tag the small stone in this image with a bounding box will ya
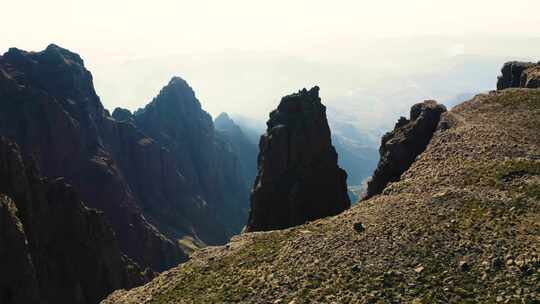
[353,222,365,233]
[506,259,514,266]
[414,265,424,273]
[459,260,470,271]
[492,257,503,269]
[496,296,503,302]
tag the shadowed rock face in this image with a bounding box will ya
[364,100,447,199]
[0,45,189,271]
[112,107,135,123]
[214,112,258,189]
[246,87,350,232]
[497,61,540,89]
[0,195,39,304]
[0,137,148,304]
[134,78,249,242]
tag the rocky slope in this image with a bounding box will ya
[0,137,149,304]
[103,86,540,303]
[364,100,447,199]
[246,87,350,232]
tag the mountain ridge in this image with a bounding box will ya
[103,78,540,303]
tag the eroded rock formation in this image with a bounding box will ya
[133,78,249,240]
[0,44,189,271]
[497,61,540,89]
[0,137,148,304]
[364,100,446,199]
[246,86,350,232]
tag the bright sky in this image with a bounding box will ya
[1,1,539,129]
[2,0,539,60]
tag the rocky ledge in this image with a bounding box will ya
[364,100,447,199]
[497,61,540,89]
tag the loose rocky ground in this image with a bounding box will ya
[104,88,540,304]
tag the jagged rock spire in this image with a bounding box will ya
[246,86,350,232]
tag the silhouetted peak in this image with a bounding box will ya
[112,107,134,123]
[214,112,234,128]
[277,86,321,114]
[144,76,200,112]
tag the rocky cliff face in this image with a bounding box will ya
[0,137,148,304]
[364,100,447,199]
[133,78,249,241]
[0,195,40,304]
[246,87,350,232]
[214,112,258,188]
[0,45,201,271]
[497,61,540,89]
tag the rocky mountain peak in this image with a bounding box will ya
[149,76,199,109]
[112,107,134,123]
[215,112,243,136]
[215,112,234,127]
[246,86,350,232]
[364,100,447,199]
[2,43,104,119]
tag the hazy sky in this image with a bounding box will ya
[2,1,539,131]
[3,0,539,59]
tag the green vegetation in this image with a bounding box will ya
[491,89,540,110]
[152,231,295,304]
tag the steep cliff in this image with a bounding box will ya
[246,87,350,232]
[364,100,447,199]
[0,137,148,304]
[133,78,249,241]
[103,86,540,304]
[497,61,540,89]
[0,44,193,271]
[0,195,40,304]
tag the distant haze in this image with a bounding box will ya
[2,1,539,134]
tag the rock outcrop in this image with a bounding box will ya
[246,87,350,232]
[133,78,249,240]
[364,100,446,199]
[497,61,540,89]
[214,112,258,188]
[0,137,148,304]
